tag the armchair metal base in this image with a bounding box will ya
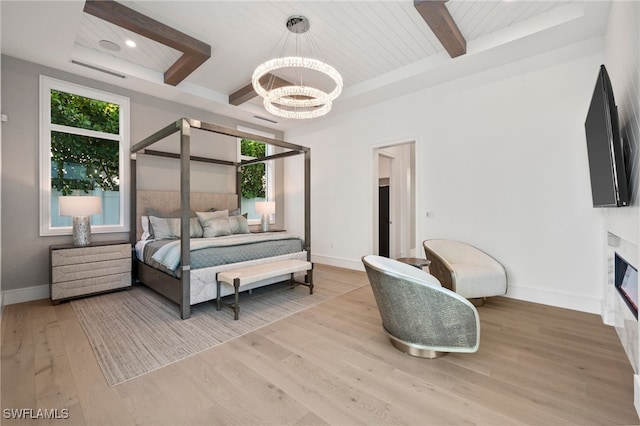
[387,333,448,359]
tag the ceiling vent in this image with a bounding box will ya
[253,115,278,124]
[70,60,126,78]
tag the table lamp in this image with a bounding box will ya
[59,196,102,246]
[255,201,275,232]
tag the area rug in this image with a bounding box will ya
[71,278,365,387]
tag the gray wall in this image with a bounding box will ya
[1,55,284,294]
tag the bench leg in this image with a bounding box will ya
[216,279,221,311]
[233,278,240,320]
[308,268,314,295]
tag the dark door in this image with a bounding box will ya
[379,185,390,257]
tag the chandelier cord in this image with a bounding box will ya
[262,29,290,93]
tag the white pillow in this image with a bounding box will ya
[141,215,151,240]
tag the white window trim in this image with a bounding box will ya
[237,126,275,225]
[39,75,130,236]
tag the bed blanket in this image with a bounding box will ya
[151,233,303,271]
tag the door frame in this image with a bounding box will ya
[377,151,395,257]
[372,139,418,258]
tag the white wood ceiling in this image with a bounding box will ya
[76,0,575,94]
[76,14,182,73]
[3,0,603,129]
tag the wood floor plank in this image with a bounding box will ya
[30,300,85,425]
[56,303,134,426]
[1,264,638,425]
[224,337,372,425]
[281,351,427,425]
[1,302,38,426]
[115,367,193,426]
[169,351,279,425]
[271,317,523,425]
[202,347,311,424]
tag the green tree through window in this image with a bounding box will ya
[40,76,129,236]
[50,90,120,195]
[240,139,266,199]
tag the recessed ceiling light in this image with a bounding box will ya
[125,39,137,48]
[99,39,121,52]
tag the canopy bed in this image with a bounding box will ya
[130,118,311,319]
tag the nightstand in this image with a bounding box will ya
[50,240,132,303]
[250,229,286,233]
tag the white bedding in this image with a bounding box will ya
[135,234,308,305]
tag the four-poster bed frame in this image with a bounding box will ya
[130,118,311,319]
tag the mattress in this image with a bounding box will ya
[138,232,305,277]
[135,233,308,305]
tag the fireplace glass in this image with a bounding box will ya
[615,253,638,319]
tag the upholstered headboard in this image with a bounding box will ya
[135,190,239,241]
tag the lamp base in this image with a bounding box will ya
[72,216,92,246]
[260,214,270,232]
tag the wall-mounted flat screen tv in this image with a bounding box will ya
[584,65,629,207]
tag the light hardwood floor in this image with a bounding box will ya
[2,264,638,425]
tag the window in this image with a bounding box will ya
[237,127,274,223]
[40,76,130,236]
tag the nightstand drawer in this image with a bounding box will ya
[50,241,132,303]
[51,243,130,266]
[51,272,131,300]
[52,258,131,283]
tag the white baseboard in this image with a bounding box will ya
[3,284,50,305]
[635,375,640,419]
[311,254,364,271]
[0,269,602,315]
[313,254,602,314]
[506,284,601,314]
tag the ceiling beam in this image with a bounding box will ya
[229,74,294,106]
[83,0,211,86]
[414,0,466,58]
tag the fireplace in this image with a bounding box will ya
[615,253,638,319]
[605,233,638,374]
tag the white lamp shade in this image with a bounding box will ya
[59,196,102,217]
[255,201,275,215]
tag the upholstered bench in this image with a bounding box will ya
[216,259,313,320]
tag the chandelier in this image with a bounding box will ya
[252,16,343,120]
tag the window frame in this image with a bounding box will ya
[237,126,275,225]
[39,76,130,236]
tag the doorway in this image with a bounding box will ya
[374,142,416,259]
[378,180,390,257]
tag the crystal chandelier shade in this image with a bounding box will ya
[251,16,343,120]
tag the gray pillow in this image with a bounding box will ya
[196,210,231,237]
[146,208,197,218]
[148,216,203,240]
[229,215,250,234]
[146,208,200,239]
[210,207,242,216]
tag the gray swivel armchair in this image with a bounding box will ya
[362,255,480,358]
